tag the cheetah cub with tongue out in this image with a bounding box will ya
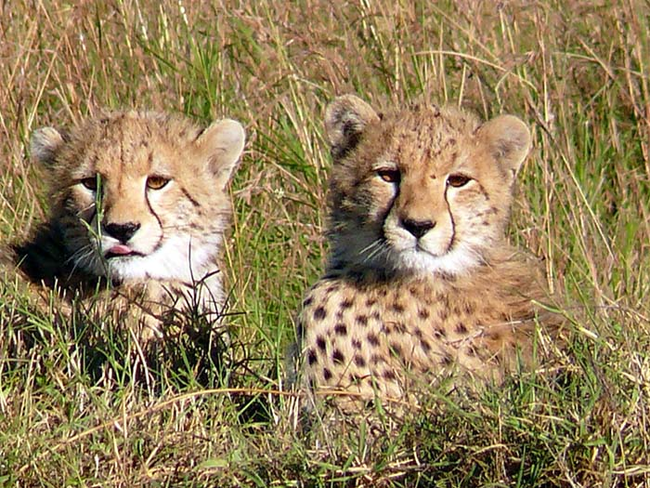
[11,110,245,341]
[298,95,561,404]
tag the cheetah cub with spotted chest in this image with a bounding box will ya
[298,95,561,404]
[10,110,245,340]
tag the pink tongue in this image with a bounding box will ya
[108,244,133,255]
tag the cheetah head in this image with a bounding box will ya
[31,111,245,283]
[324,94,531,277]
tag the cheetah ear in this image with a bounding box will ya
[30,127,66,167]
[196,119,246,187]
[325,95,380,160]
[478,115,531,179]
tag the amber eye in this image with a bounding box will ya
[146,175,171,190]
[446,174,472,188]
[81,176,99,190]
[377,168,400,183]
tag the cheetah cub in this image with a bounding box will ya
[298,95,560,404]
[11,110,245,340]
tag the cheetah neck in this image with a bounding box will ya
[325,243,550,305]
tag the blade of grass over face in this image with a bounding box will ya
[0,0,648,486]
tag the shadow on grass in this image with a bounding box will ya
[0,287,258,396]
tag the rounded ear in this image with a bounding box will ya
[477,115,531,178]
[31,127,65,166]
[325,94,380,160]
[195,119,246,186]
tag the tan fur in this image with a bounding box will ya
[297,95,562,405]
[8,110,245,341]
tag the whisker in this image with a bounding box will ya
[65,243,101,276]
[64,243,93,266]
[358,239,382,256]
[360,239,387,264]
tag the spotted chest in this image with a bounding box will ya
[297,275,526,400]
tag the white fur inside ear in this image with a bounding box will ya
[196,119,246,183]
[31,127,65,166]
[325,94,380,158]
[479,115,531,176]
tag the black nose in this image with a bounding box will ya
[401,218,435,239]
[103,222,141,243]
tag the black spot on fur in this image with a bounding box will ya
[456,323,468,334]
[352,339,362,349]
[383,370,397,380]
[313,307,327,321]
[302,296,313,307]
[340,298,354,309]
[418,309,430,320]
[323,368,333,380]
[367,333,380,347]
[420,340,431,353]
[307,349,317,365]
[391,302,405,313]
[354,355,366,367]
[332,349,345,364]
[334,323,348,336]
[355,314,368,326]
[325,284,340,294]
[316,336,326,351]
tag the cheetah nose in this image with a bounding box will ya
[103,222,141,243]
[401,218,435,239]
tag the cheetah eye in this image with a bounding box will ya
[81,176,99,191]
[377,168,400,183]
[446,173,472,188]
[146,175,171,190]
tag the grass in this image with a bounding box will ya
[1,0,649,486]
